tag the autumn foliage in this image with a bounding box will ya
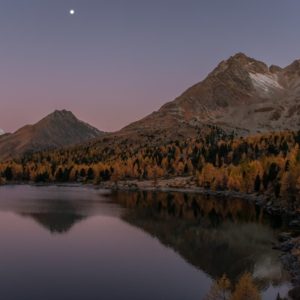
[1,129,300,208]
[205,273,261,300]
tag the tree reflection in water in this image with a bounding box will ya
[110,191,290,291]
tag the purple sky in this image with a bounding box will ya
[1,0,299,133]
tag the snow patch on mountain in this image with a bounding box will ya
[250,73,283,94]
[0,129,5,135]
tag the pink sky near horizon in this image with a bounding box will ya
[1,65,205,133]
[1,0,300,133]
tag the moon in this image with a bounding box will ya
[69,9,75,15]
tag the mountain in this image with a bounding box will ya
[121,53,300,136]
[0,110,103,161]
[0,129,4,136]
[54,53,300,157]
[2,53,300,161]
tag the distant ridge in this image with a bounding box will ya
[0,110,104,161]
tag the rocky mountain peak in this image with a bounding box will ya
[45,110,76,121]
[0,110,104,161]
[227,52,266,69]
[269,65,283,74]
[121,53,300,137]
[210,53,269,78]
[284,60,300,77]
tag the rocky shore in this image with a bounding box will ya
[99,176,266,202]
[99,177,295,220]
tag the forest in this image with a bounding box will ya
[1,128,300,209]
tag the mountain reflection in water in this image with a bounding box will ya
[110,191,290,289]
[0,185,120,233]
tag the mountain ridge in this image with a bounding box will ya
[0,110,104,161]
[120,53,300,137]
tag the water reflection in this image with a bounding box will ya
[110,191,290,290]
[21,212,86,233]
[0,186,214,300]
[0,186,290,299]
[0,185,121,233]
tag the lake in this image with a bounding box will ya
[0,185,291,299]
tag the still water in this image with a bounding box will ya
[0,185,291,300]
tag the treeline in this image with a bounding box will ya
[1,129,300,208]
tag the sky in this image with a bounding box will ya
[0,0,300,133]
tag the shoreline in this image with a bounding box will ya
[0,176,293,215]
[0,177,296,218]
[0,178,269,209]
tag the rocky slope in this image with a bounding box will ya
[0,110,103,161]
[122,53,300,136]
